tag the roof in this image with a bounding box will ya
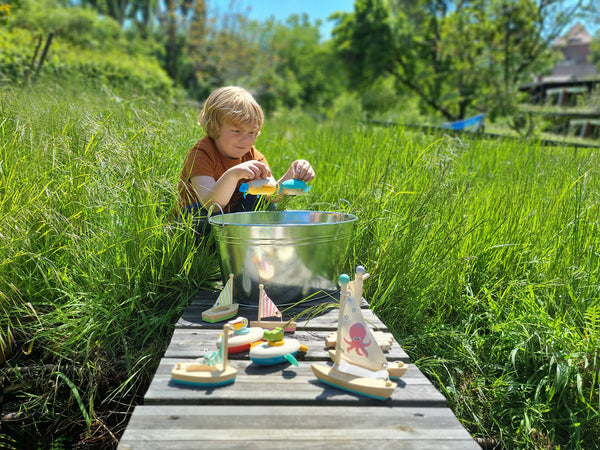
[553,22,592,47]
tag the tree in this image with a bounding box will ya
[331,0,587,120]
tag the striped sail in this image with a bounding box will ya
[260,289,281,319]
[215,277,232,307]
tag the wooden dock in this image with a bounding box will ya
[118,291,480,449]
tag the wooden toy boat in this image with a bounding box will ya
[216,317,264,353]
[249,284,296,332]
[324,266,407,380]
[239,178,311,198]
[239,177,278,197]
[249,327,307,366]
[202,273,239,323]
[311,270,398,400]
[278,179,312,196]
[171,323,237,387]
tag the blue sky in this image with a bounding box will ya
[211,1,597,39]
[213,0,356,39]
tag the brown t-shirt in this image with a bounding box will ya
[178,135,268,213]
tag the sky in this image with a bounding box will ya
[212,1,598,39]
[214,0,356,39]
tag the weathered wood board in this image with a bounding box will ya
[163,329,410,361]
[144,358,445,407]
[118,405,481,450]
[118,288,479,449]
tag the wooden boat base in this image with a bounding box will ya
[311,363,397,400]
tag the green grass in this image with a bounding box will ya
[1,83,599,448]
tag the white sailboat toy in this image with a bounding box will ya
[311,270,402,400]
[326,266,407,380]
[202,273,239,323]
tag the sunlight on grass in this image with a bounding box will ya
[1,82,599,448]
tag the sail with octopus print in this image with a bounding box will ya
[326,266,407,380]
[311,274,397,400]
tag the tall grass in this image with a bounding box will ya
[0,83,219,446]
[263,116,600,448]
[1,84,599,448]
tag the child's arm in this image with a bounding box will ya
[191,160,271,210]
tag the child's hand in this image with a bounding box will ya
[290,160,315,182]
[230,160,271,181]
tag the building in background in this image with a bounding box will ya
[546,22,597,82]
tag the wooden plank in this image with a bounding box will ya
[118,405,480,450]
[163,329,410,362]
[143,359,446,407]
[177,297,388,331]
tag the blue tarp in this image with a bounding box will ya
[441,114,485,131]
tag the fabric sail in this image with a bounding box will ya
[215,277,232,307]
[260,289,282,319]
[337,292,387,373]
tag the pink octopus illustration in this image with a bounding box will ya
[344,323,372,357]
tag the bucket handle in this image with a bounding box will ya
[208,203,225,228]
[334,198,354,214]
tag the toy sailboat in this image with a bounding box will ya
[202,273,239,323]
[171,323,237,387]
[326,266,407,380]
[216,317,264,354]
[311,274,397,400]
[250,284,296,332]
[249,327,308,366]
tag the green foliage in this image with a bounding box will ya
[262,115,600,449]
[0,0,172,94]
[0,83,218,445]
[332,0,573,121]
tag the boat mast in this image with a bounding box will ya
[335,274,350,366]
[228,273,234,303]
[258,283,264,320]
[353,265,369,303]
[222,323,231,369]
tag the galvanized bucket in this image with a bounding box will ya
[209,210,357,306]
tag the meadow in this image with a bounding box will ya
[1,83,599,449]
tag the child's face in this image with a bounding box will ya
[215,121,258,159]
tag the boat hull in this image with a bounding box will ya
[216,327,264,353]
[171,362,237,387]
[249,339,304,365]
[311,364,396,400]
[327,349,408,379]
[201,304,239,323]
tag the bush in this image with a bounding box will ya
[0,0,172,95]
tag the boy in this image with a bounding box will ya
[178,86,314,232]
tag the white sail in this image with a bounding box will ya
[214,276,233,308]
[347,266,369,302]
[337,291,387,373]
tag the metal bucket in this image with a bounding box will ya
[209,210,357,306]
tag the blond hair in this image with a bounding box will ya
[198,86,264,139]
